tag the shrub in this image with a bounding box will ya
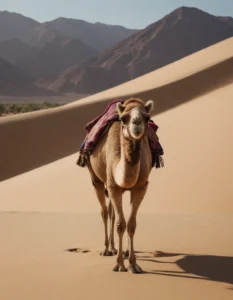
[0,104,5,115]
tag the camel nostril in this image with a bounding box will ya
[132,117,142,125]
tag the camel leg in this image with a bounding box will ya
[127,184,148,273]
[124,237,130,258]
[108,186,127,272]
[108,201,117,255]
[92,179,112,256]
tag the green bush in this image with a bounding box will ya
[0,104,5,115]
[0,102,62,116]
[8,104,17,113]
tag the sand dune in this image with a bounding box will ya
[0,38,233,299]
[0,38,233,182]
[1,83,233,214]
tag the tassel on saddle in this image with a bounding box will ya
[76,154,88,167]
[155,156,164,168]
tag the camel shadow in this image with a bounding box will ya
[139,252,233,286]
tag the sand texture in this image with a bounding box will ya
[0,38,233,299]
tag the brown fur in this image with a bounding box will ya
[123,138,141,165]
[87,98,153,273]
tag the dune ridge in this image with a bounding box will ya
[0,38,233,182]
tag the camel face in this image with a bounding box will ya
[127,108,148,140]
[117,100,153,141]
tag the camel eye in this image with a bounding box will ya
[120,114,129,124]
[120,116,127,123]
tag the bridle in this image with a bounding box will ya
[119,108,150,141]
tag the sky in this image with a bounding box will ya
[0,0,233,29]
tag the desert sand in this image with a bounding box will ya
[0,38,233,299]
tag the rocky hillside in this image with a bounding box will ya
[15,36,98,79]
[39,7,233,94]
[0,57,55,96]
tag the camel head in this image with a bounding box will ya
[117,98,154,140]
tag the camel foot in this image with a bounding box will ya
[124,250,129,258]
[100,249,113,256]
[128,264,143,274]
[113,264,127,272]
[110,248,118,255]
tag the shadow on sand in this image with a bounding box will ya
[138,251,233,287]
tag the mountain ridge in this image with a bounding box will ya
[38,6,233,94]
[0,10,138,50]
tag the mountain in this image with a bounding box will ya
[28,23,60,48]
[0,11,39,43]
[0,57,54,96]
[0,10,137,96]
[0,10,138,51]
[30,18,138,50]
[0,38,30,63]
[15,36,98,79]
[219,16,233,28]
[39,7,233,94]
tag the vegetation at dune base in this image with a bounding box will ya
[0,102,62,117]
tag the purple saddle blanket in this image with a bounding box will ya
[77,99,164,168]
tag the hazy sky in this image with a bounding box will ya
[0,0,233,28]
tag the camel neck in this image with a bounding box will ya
[114,131,141,189]
[123,137,141,165]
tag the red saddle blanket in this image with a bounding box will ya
[77,99,164,168]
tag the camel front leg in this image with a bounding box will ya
[127,183,148,273]
[124,236,130,258]
[91,179,112,256]
[107,186,127,272]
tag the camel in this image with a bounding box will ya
[86,98,154,273]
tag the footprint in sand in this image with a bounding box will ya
[66,248,90,253]
[66,248,156,257]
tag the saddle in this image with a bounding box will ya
[77,99,164,168]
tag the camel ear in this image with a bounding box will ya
[145,100,154,114]
[116,102,125,115]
